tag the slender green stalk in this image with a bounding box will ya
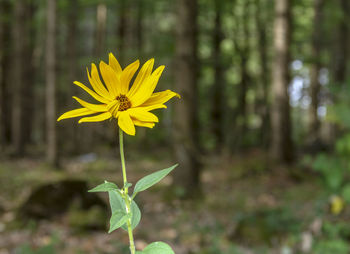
[119,129,136,254]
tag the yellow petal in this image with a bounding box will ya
[129,65,165,107]
[57,108,95,121]
[106,100,120,117]
[72,96,107,112]
[142,90,180,107]
[120,60,140,94]
[79,112,112,123]
[74,81,110,104]
[100,61,120,97]
[87,64,112,99]
[127,108,159,122]
[118,111,135,136]
[140,104,167,111]
[109,53,122,75]
[128,58,154,98]
[132,119,155,128]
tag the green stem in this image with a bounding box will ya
[119,129,136,254]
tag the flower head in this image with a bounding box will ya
[57,53,180,135]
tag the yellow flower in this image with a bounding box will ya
[57,53,180,136]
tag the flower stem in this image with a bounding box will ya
[119,129,136,254]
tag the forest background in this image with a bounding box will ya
[1,0,350,253]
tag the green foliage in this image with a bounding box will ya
[312,153,343,191]
[313,239,349,254]
[67,205,106,230]
[15,244,56,254]
[136,242,174,254]
[109,210,129,233]
[88,181,119,192]
[133,164,178,196]
[15,235,58,254]
[311,86,350,197]
[312,222,350,254]
[108,190,141,231]
[341,184,350,203]
[89,161,176,252]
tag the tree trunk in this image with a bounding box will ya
[95,2,107,57]
[232,0,250,148]
[22,1,36,147]
[270,0,294,163]
[308,0,324,142]
[333,0,349,85]
[255,0,270,147]
[211,0,224,150]
[46,0,58,166]
[66,0,79,154]
[0,0,12,149]
[118,0,127,65]
[136,0,143,55]
[173,0,201,197]
[12,0,29,155]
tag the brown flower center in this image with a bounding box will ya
[116,94,131,111]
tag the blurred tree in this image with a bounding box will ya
[12,0,35,156]
[270,0,294,163]
[255,0,271,147]
[0,0,12,149]
[66,0,79,153]
[95,1,107,57]
[211,0,225,150]
[232,0,251,147]
[117,0,127,64]
[46,0,58,166]
[308,0,324,143]
[332,0,349,86]
[135,0,144,55]
[173,0,201,196]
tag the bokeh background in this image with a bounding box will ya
[1,0,350,253]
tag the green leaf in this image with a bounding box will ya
[108,210,129,233]
[128,199,141,230]
[133,164,178,196]
[108,190,141,231]
[124,182,132,189]
[140,242,175,254]
[88,181,118,192]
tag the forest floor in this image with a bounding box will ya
[0,149,349,254]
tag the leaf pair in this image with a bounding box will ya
[88,164,178,234]
[108,190,141,232]
[89,164,178,198]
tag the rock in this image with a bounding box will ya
[18,179,107,220]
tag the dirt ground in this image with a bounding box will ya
[0,150,341,254]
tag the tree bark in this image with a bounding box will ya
[95,2,107,57]
[308,0,324,142]
[66,0,79,154]
[0,0,12,149]
[46,0,58,166]
[333,0,349,85]
[211,0,224,150]
[12,0,30,155]
[173,0,201,197]
[255,0,270,147]
[22,1,36,147]
[118,0,127,65]
[136,0,144,55]
[270,0,294,163]
[232,0,250,148]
